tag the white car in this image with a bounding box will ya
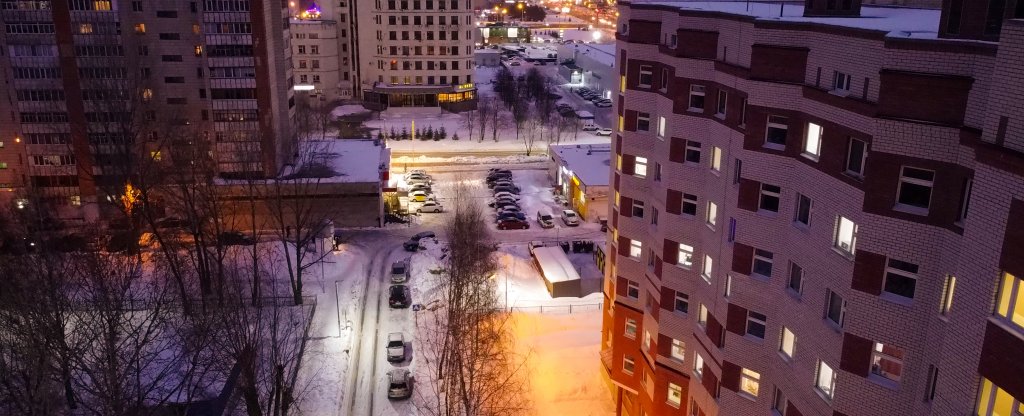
[561,209,580,226]
[390,261,409,283]
[581,123,598,131]
[594,101,613,108]
[407,169,427,176]
[386,332,406,362]
[537,210,555,228]
[406,176,431,185]
[595,127,613,136]
[418,200,444,213]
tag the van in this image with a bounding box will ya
[581,122,598,131]
[537,210,555,228]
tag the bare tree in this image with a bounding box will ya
[488,98,503,143]
[415,184,530,416]
[510,93,531,150]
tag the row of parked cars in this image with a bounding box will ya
[486,169,531,230]
[576,87,613,108]
[386,251,416,400]
[405,170,444,213]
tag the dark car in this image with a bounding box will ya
[412,231,436,240]
[389,285,410,308]
[488,180,515,189]
[497,218,530,230]
[492,185,520,194]
[496,212,527,223]
[492,200,519,210]
[403,239,420,252]
[486,173,513,183]
[218,231,255,246]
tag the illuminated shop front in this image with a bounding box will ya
[363,83,478,112]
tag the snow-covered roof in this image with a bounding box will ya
[571,43,616,67]
[551,143,611,187]
[290,139,387,183]
[532,246,582,283]
[633,1,942,39]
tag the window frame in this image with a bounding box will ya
[624,318,638,339]
[845,137,868,178]
[833,216,858,256]
[631,199,645,218]
[670,339,686,361]
[629,239,643,260]
[693,353,705,379]
[740,368,761,398]
[832,70,851,94]
[825,289,846,328]
[627,280,640,299]
[667,383,683,408]
[896,166,935,214]
[815,361,837,401]
[637,112,651,132]
[794,193,812,228]
[623,356,636,375]
[752,249,774,279]
[697,304,708,327]
[638,64,653,88]
[803,122,823,159]
[883,259,919,301]
[688,85,706,110]
[759,183,782,213]
[706,201,718,228]
[678,243,694,268]
[682,193,698,216]
[711,146,722,172]
[870,342,905,384]
[765,115,789,149]
[716,90,727,116]
[657,116,666,138]
[787,262,804,295]
[939,275,956,316]
[635,156,649,178]
[674,292,689,314]
[995,272,1024,331]
[746,310,767,339]
[780,327,796,359]
[684,140,702,164]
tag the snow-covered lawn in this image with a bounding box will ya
[512,311,615,416]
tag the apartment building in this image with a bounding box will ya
[602,1,1024,416]
[290,1,354,102]
[0,0,294,221]
[354,0,478,111]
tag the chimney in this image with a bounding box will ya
[803,0,864,17]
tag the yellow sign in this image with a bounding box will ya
[456,83,474,91]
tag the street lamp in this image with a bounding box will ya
[516,2,524,20]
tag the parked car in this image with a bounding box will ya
[409,191,432,202]
[488,180,515,189]
[407,169,427,176]
[408,183,432,193]
[403,239,420,252]
[581,123,598,131]
[595,127,613,136]
[486,171,513,181]
[594,100,613,108]
[390,261,409,283]
[497,218,530,230]
[417,200,444,213]
[496,212,527,223]
[387,369,413,400]
[492,185,520,194]
[386,333,406,362]
[491,199,520,210]
[412,231,436,240]
[537,210,555,228]
[218,231,255,246]
[496,205,523,216]
[492,191,520,201]
[561,209,581,226]
[389,285,410,308]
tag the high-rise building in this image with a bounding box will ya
[354,0,478,111]
[603,1,1024,415]
[0,0,294,221]
[289,1,354,102]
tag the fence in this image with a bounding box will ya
[509,301,603,314]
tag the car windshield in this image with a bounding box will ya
[541,215,552,220]
[388,340,403,348]
[392,264,405,274]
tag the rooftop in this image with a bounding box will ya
[285,139,388,184]
[632,1,942,39]
[551,143,611,187]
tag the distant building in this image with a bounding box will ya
[557,43,616,100]
[290,2,355,102]
[605,1,1024,416]
[550,143,610,222]
[478,23,531,44]
[475,49,501,67]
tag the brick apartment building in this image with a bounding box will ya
[0,0,294,222]
[602,1,1024,416]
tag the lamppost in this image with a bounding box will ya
[516,2,524,20]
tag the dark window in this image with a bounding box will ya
[765,115,788,147]
[984,0,1007,35]
[759,184,781,212]
[845,137,868,177]
[161,55,183,62]
[794,193,812,226]
[637,112,650,131]
[164,76,185,83]
[825,289,845,326]
[685,140,702,164]
[682,194,697,216]
[158,33,180,40]
[132,1,142,11]
[884,259,919,299]
[788,262,803,294]
[897,167,934,210]
[752,249,773,277]
[947,0,964,34]
[746,311,767,339]
[156,10,177,17]
[638,65,653,87]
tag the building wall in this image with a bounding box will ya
[557,43,617,99]
[289,0,355,102]
[605,4,1024,416]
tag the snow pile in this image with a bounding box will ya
[331,104,372,119]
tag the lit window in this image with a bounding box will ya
[79,23,93,34]
[623,356,635,375]
[142,88,153,101]
[976,377,1024,416]
[939,275,956,316]
[724,275,733,297]
[685,140,701,164]
[627,280,640,299]
[637,112,651,131]
[740,368,761,397]
[629,239,642,260]
[657,116,666,137]
[694,353,705,378]
[638,65,652,87]
[670,339,686,361]
[678,243,694,268]
[870,342,905,383]
[624,318,637,339]
[697,304,708,327]
[618,116,624,132]
[635,156,648,178]
[884,259,919,300]
[682,193,698,216]
[833,216,857,255]
[780,327,796,359]
[711,146,722,172]
[995,272,1024,330]
[667,383,683,408]
[620,75,626,93]
[765,115,788,148]
[815,361,837,400]
[150,151,162,161]
[759,184,781,212]
[674,292,689,314]
[803,122,823,158]
[825,289,846,327]
[896,166,934,213]
[752,249,773,278]
[631,199,645,218]
[959,178,973,221]
[701,255,713,283]
[787,262,804,295]
[134,23,146,33]
[794,193,812,227]
[845,137,868,177]
[688,85,705,110]
[746,311,766,339]
[194,45,203,56]
[706,201,718,227]
[644,330,651,350]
